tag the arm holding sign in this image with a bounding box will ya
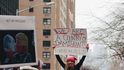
[75,55,86,68]
[75,44,89,68]
[53,46,65,68]
[55,55,65,68]
[74,44,89,69]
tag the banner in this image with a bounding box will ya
[53,28,87,55]
[0,15,37,68]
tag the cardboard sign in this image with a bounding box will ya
[54,28,87,55]
[0,15,37,68]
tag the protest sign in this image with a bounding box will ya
[0,15,37,68]
[54,28,87,55]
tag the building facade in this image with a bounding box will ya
[67,0,75,28]
[0,0,18,15]
[19,0,75,70]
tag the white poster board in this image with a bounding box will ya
[0,15,37,68]
[54,28,87,55]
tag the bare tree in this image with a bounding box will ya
[91,3,124,60]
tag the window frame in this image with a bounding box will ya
[42,63,50,69]
[43,29,51,36]
[42,51,51,59]
[29,7,34,12]
[43,40,51,47]
[43,18,51,25]
[43,0,51,2]
[29,0,34,1]
[43,7,51,14]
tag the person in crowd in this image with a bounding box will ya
[2,34,16,64]
[54,44,89,70]
[1,34,16,70]
[56,55,86,70]
[13,32,32,63]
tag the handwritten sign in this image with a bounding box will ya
[54,28,87,55]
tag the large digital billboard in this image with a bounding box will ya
[0,16,37,68]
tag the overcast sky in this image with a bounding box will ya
[75,0,123,42]
[75,0,109,28]
[75,0,124,28]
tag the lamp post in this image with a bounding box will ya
[16,1,55,15]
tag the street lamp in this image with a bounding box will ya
[16,1,55,15]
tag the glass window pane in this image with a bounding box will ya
[43,0,51,2]
[42,63,50,69]
[29,7,33,12]
[29,0,34,1]
[43,29,51,35]
[43,7,51,14]
[42,52,51,59]
[43,41,51,47]
[43,18,51,25]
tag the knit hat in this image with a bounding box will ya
[66,56,77,63]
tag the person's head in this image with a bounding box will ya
[3,34,15,57]
[66,56,77,68]
[15,33,28,54]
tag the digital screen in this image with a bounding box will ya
[0,30,36,68]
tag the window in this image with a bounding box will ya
[43,0,51,2]
[42,63,50,69]
[29,0,33,1]
[43,29,51,36]
[43,7,51,14]
[43,41,51,47]
[0,7,1,14]
[42,51,51,59]
[29,7,33,12]
[43,18,51,25]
